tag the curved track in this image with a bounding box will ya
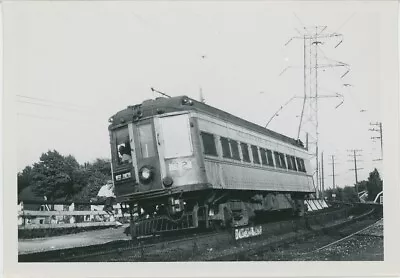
[18,203,381,262]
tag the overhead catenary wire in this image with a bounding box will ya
[334,12,356,33]
[16,94,89,110]
[17,113,106,127]
[17,100,86,113]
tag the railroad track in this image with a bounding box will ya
[18,229,217,262]
[204,206,379,261]
[307,218,383,254]
[18,203,381,262]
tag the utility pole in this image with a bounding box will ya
[318,162,322,197]
[348,149,363,195]
[321,152,325,198]
[328,155,338,189]
[282,25,350,197]
[369,122,383,160]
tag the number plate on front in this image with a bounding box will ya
[169,160,192,171]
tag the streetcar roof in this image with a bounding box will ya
[108,95,305,149]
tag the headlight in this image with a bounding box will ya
[139,166,154,183]
[141,168,151,179]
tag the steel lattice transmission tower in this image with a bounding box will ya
[282,26,350,198]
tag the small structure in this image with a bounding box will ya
[358,190,369,203]
[374,191,383,204]
[18,187,50,225]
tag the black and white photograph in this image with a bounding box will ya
[1,0,399,277]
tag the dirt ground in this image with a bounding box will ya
[249,219,383,261]
[301,235,383,261]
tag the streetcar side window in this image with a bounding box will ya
[280,153,287,169]
[220,137,231,158]
[300,158,306,172]
[274,152,282,168]
[200,132,217,156]
[291,156,298,171]
[241,143,251,162]
[286,154,293,170]
[266,149,274,167]
[230,140,241,160]
[260,148,268,165]
[296,157,306,172]
[296,157,302,171]
[251,145,260,164]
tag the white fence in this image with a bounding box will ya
[18,203,128,230]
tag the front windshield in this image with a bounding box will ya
[114,127,132,165]
[138,124,155,158]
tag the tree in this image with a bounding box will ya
[366,168,383,201]
[342,186,359,203]
[324,186,358,203]
[73,158,112,201]
[19,150,112,202]
[87,158,111,176]
[356,180,367,193]
[30,150,84,200]
[17,166,33,194]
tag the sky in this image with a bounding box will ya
[4,1,392,189]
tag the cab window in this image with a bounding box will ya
[114,127,132,165]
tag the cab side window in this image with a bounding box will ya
[200,132,218,156]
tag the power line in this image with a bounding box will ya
[335,13,356,33]
[17,100,85,113]
[293,12,307,31]
[17,112,105,127]
[17,112,75,122]
[16,94,87,110]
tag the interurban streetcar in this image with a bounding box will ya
[108,96,315,237]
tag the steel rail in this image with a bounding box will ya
[19,203,379,262]
[307,218,383,254]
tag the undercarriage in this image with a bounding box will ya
[122,189,309,239]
